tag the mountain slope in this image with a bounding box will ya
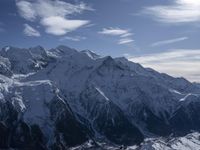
[0,45,200,149]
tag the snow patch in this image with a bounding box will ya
[170,89,184,95]
[11,93,26,112]
[95,87,109,101]
[5,46,10,52]
[179,93,199,102]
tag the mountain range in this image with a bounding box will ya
[0,45,200,150]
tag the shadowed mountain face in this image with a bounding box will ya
[0,46,200,149]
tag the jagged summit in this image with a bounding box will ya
[0,45,200,149]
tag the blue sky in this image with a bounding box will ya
[0,0,200,81]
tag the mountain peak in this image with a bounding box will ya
[47,45,78,57]
[81,49,100,60]
[56,45,77,52]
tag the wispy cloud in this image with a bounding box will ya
[98,27,134,45]
[128,49,200,82]
[99,27,130,36]
[23,24,40,37]
[151,37,188,47]
[16,0,93,36]
[16,1,37,21]
[142,0,200,24]
[119,38,134,45]
[120,33,133,38]
[59,36,86,41]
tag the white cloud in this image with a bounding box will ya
[151,37,188,47]
[59,36,86,41]
[143,0,200,24]
[16,1,37,21]
[99,27,130,36]
[128,49,200,82]
[120,32,133,38]
[41,16,89,36]
[34,0,93,18]
[118,38,134,44]
[99,27,134,45]
[24,24,41,37]
[16,0,92,35]
[16,0,93,20]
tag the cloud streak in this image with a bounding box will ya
[99,27,134,45]
[99,28,130,36]
[24,24,40,37]
[151,37,188,47]
[119,38,134,45]
[16,0,92,36]
[142,0,200,24]
[128,49,200,82]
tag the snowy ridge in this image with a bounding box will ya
[70,132,200,150]
[139,132,200,150]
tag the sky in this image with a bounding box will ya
[0,0,200,82]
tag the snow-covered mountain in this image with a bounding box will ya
[0,45,200,150]
[70,132,200,150]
